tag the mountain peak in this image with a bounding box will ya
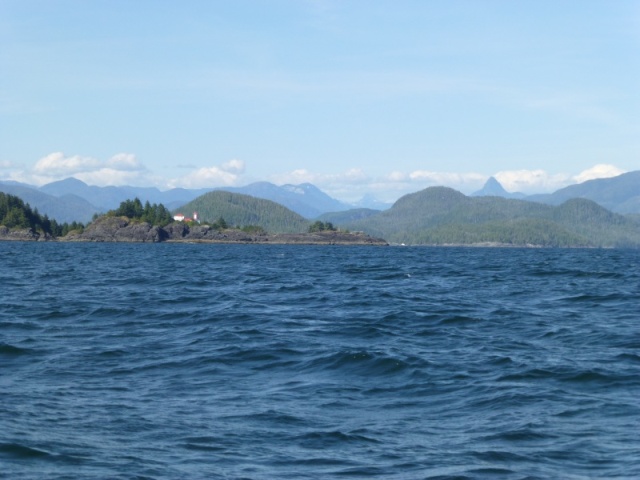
[43,177,89,189]
[472,177,508,197]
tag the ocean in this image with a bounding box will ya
[1,243,639,479]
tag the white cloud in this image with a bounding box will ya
[167,159,246,189]
[105,153,145,171]
[494,164,627,193]
[362,169,486,203]
[9,151,629,204]
[276,163,626,204]
[407,170,486,187]
[494,169,570,193]
[573,164,625,183]
[169,161,246,189]
[33,152,101,176]
[15,152,151,186]
[270,167,486,203]
[270,168,370,186]
[220,159,245,174]
[388,171,407,182]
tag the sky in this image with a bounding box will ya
[1,0,638,203]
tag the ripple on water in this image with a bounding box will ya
[1,244,639,479]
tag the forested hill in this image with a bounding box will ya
[0,182,98,224]
[338,187,640,247]
[0,192,83,237]
[176,191,310,233]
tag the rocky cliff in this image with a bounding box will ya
[64,217,166,242]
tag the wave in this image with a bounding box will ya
[0,443,52,459]
[0,343,33,356]
[300,349,421,378]
[0,442,85,465]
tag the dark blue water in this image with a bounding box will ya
[1,243,639,479]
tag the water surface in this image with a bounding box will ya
[1,243,639,479]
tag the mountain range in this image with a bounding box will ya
[472,172,640,213]
[0,178,358,223]
[208,182,351,218]
[323,186,640,248]
[1,170,639,225]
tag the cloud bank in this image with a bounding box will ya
[494,164,626,194]
[10,152,152,187]
[573,164,625,183]
[270,164,627,202]
[168,159,246,189]
[0,152,627,205]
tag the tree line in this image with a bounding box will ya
[0,192,84,236]
[106,198,173,227]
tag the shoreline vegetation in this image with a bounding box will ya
[0,195,388,246]
[0,218,388,246]
[2,192,640,248]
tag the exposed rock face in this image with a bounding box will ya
[167,224,263,243]
[64,217,166,242]
[0,226,52,241]
[59,217,388,245]
[162,222,189,239]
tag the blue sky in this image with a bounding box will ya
[1,0,638,202]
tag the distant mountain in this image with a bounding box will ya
[317,208,382,225]
[39,178,212,211]
[215,182,351,218]
[40,178,126,210]
[471,177,526,199]
[38,177,88,196]
[36,178,350,218]
[352,194,392,210]
[0,191,58,237]
[176,191,310,234]
[0,183,99,224]
[0,180,36,188]
[336,186,640,247]
[527,171,640,213]
[5,169,639,228]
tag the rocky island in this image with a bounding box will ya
[0,194,387,245]
[62,216,388,245]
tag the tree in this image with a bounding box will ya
[308,221,336,233]
[107,198,172,226]
[212,217,228,230]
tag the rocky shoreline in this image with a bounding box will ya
[0,226,53,241]
[52,216,389,245]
